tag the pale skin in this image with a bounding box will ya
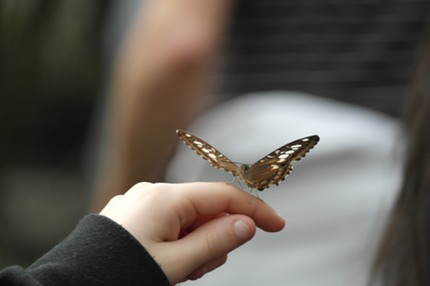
[92,0,235,211]
[100,182,285,285]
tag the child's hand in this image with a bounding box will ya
[100,182,285,284]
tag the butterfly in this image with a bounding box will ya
[176,129,320,191]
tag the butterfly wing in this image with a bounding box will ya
[244,135,320,190]
[176,129,241,177]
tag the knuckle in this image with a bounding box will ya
[204,230,225,259]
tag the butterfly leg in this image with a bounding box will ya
[247,188,259,199]
[228,177,260,199]
[229,176,245,190]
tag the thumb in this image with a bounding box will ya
[163,215,256,284]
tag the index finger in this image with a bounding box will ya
[172,182,285,232]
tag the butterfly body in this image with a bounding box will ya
[238,162,294,191]
[176,129,319,191]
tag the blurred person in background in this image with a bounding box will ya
[90,1,429,285]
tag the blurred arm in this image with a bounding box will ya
[91,0,234,211]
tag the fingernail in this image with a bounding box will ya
[234,219,251,239]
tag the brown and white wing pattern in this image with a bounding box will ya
[244,135,320,190]
[176,129,241,177]
[177,130,319,192]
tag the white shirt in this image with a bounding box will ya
[167,92,402,286]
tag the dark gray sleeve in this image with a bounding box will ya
[0,214,170,286]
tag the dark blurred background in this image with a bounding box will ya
[0,0,109,267]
